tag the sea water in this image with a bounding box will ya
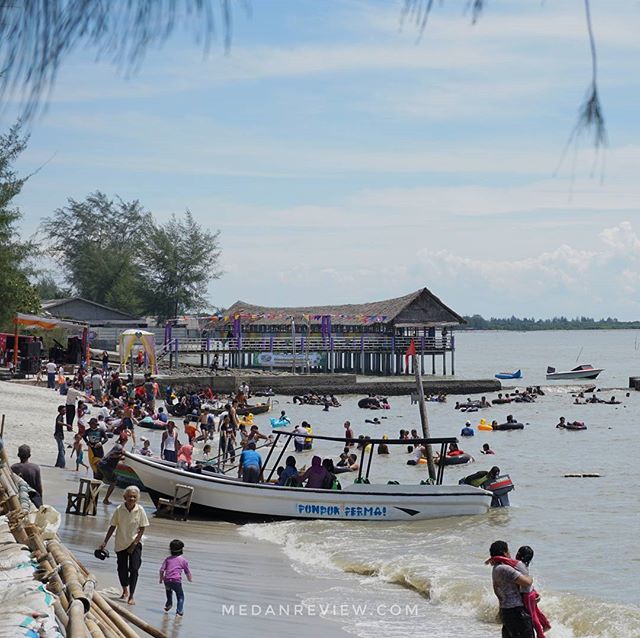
[234,330,640,637]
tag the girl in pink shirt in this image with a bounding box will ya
[159,539,192,616]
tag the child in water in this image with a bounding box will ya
[488,545,551,638]
[159,539,193,617]
[70,433,89,472]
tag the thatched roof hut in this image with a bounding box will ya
[222,288,464,329]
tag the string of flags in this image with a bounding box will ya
[208,313,389,324]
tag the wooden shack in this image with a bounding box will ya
[208,288,464,375]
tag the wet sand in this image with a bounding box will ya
[41,465,350,638]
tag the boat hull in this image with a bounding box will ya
[546,370,603,380]
[495,370,522,380]
[124,453,492,522]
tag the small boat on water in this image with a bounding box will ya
[124,432,505,522]
[495,370,522,380]
[546,364,604,380]
[212,401,271,416]
[167,399,272,418]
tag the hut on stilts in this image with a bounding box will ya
[207,288,465,375]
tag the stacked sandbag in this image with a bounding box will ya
[0,516,62,638]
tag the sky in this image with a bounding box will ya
[4,0,640,319]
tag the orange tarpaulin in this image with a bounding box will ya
[12,313,88,367]
[14,313,87,332]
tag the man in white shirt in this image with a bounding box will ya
[46,360,57,389]
[65,383,91,426]
[293,424,307,453]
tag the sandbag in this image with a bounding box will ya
[31,505,61,541]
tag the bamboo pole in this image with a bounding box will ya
[72,552,165,638]
[54,600,70,632]
[89,603,127,638]
[101,598,168,638]
[92,595,150,638]
[67,598,88,638]
[412,353,436,481]
[86,616,108,638]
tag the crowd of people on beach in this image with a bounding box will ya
[5,354,590,631]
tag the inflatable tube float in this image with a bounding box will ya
[478,423,493,431]
[492,422,524,431]
[166,403,188,417]
[491,399,512,405]
[270,417,290,428]
[358,397,380,409]
[558,421,587,431]
[439,452,473,466]
[138,417,167,430]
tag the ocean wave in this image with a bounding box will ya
[242,521,640,638]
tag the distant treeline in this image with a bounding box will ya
[460,315,640,331]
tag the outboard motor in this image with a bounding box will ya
[484,474,515,507]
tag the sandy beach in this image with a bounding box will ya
[0,381,349,637]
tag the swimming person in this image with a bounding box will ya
[460,421,475,437]
[160,539,193,617]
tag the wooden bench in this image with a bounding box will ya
[157,484,194,521]
[66,478,102,516]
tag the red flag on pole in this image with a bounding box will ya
[404,339,416,374]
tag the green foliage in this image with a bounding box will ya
[40,197,222,321]
[0,123,40,330]
[141,210,221,321]
[33,274,72,300]
[41,192,152,315]
[460,315,640,331]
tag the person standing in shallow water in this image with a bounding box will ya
[98,485,149,606]
[488,540,534,638]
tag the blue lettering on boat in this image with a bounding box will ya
[297,504,341,516]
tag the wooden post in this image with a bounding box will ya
[291,318,296,373]
[412,354,436,481]
[12,318,19,368]
[451,333,455,375]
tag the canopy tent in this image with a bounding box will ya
[14,312,87,333]
[12,312,88,367]
[119,329,158,375]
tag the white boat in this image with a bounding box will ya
[546,364,604,380]
[124,434,498,522]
